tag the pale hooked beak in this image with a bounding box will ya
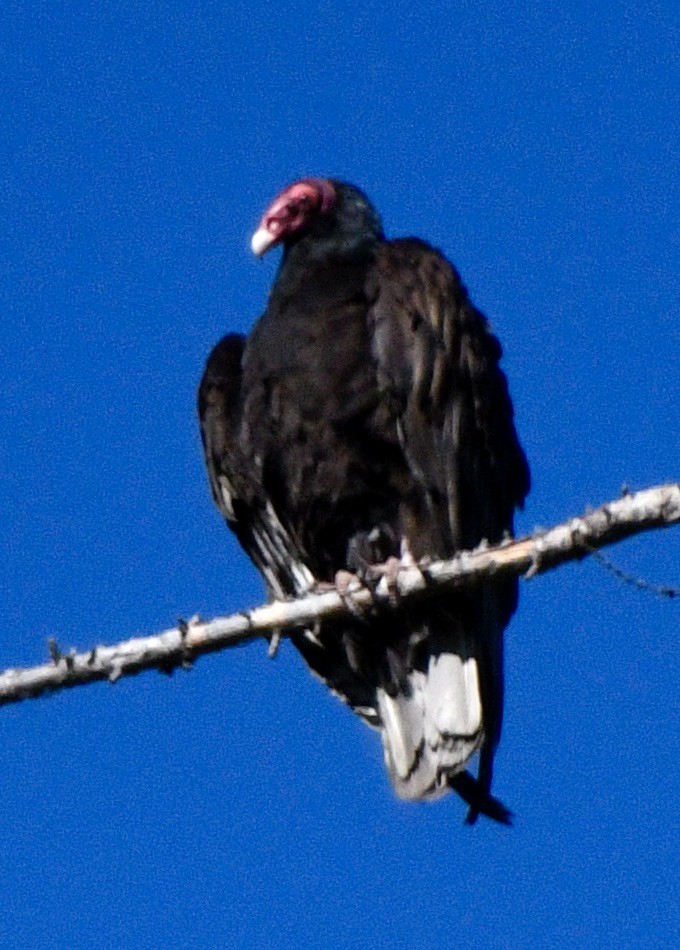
[250,225,277,257]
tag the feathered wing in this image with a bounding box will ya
[198,334,315,600]
[366,239,530,819]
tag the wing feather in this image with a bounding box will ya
[368,238,529,555]
[198,334,314,599]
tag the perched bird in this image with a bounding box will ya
[198,178,529,822]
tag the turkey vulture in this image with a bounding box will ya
[198,178,529,823]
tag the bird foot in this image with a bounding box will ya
[368,540,421,605]
[370,556,403,605]
[333,569,373,620]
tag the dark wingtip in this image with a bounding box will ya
[449,771,513,826]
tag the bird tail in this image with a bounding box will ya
[377,647,484,800]
[376,613,510,823]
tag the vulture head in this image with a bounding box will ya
[250,177,384,260]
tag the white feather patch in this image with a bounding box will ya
[427,653,482,740]
[377,688,422,780]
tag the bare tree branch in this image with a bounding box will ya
[0,482,677,709]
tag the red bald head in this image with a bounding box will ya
[250,178,337,256]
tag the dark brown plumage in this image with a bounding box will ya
[198,179,529,822]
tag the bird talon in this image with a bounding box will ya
[369,547,416,604]
[334,570,372,619]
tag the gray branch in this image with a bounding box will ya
[1,482,677,708]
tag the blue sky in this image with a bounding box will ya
[1,2,678,947]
